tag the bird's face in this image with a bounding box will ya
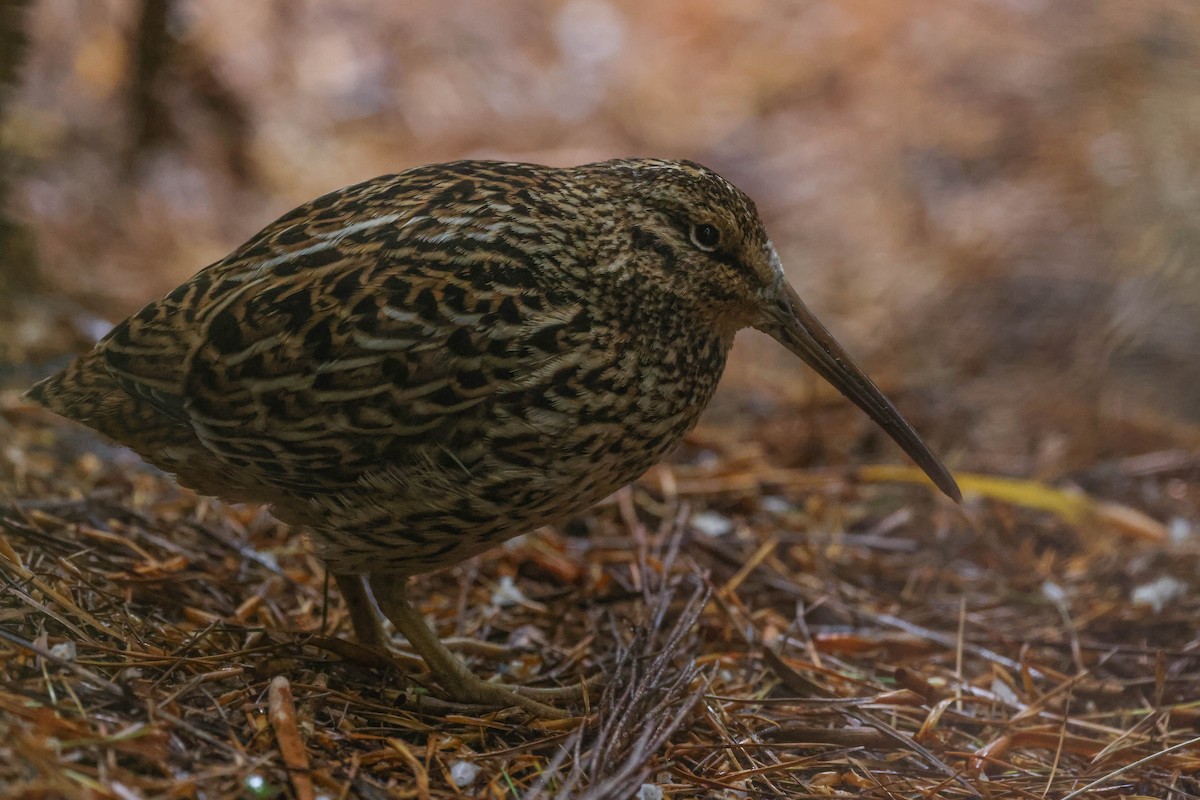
[618,159,961,501]
[615,159,785,335]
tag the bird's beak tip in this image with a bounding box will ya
[768,281,961,505]
[938,472,963,504]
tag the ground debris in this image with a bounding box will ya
[2,393,1198,798]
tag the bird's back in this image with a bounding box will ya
[25,161,736,573]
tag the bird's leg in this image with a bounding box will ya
[333,573,387,648]
[370,575,588,718]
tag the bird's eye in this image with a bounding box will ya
[690,223,721,251]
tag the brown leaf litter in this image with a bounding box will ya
[1,395,1198,798]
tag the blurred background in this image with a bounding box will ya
[1,0,1198,488]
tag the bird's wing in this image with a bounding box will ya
[98,171,592,495]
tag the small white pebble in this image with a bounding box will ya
[450,760,481,788]
[691,510,733,538]
[491,575,527,608]
[1168,517,1193,546]
[990,676,1020,706]
[1041,580,1067,604]
[49,641,76,661]
[760,496,793,515]
[117,667,144,683]
[637,784,664,800]
[1131,576,1189,613]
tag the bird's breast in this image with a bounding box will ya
[312,323,731,575]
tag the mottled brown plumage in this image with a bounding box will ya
[26,159,959,716]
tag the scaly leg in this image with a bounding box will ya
[334,573,387,647]
[370,575,588,718]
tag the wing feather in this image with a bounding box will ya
[96,167,590,496]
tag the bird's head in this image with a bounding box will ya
[604,158,961,502]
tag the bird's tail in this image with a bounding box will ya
[23,350,117,426]
[25,350,208,478]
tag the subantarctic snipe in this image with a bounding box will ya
[27,159,960,717]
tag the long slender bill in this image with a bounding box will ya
[761,282,962,502]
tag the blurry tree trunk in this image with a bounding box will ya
[124,0,254,182]
[125,0,173,173]
[0,0,36,312]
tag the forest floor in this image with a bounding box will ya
[3,2,1200,797]
[2,329,1198,798]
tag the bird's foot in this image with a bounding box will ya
[506,673,602,703]
[427,668,603,718]
[369,577,603,719]
[431,670,572,719]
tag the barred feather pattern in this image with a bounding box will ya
[28,159,774,574]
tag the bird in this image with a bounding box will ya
[25,158,960,717]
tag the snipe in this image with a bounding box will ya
[27,159,959,717]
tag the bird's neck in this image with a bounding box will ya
[602,272,735,384]
[609,266,735,338]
